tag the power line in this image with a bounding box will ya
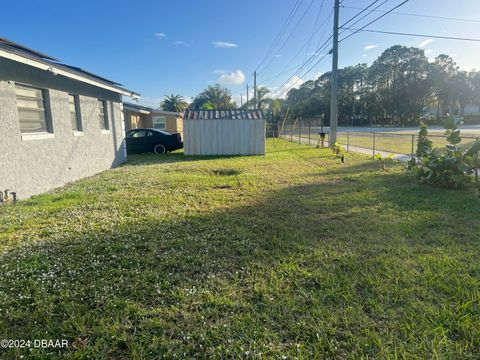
[269,36,332,96]
[255,0,304,72]
[272,51,331,99]
[257,0,334,90]
[342,28,480,42]
[339,0,410,42]
[270,39,333,99]
[260,3,333,88]
[341,5,480,23]
[258,0,317,74]
[302,0,328,63]
[339,0,391,37]
[340,0,383,28]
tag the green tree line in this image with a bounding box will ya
[284,45,480,126]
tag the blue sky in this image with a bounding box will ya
[2,0,480,107]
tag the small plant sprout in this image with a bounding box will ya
[374,153,395,171]
[331,142,345,163]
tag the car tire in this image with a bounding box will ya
[154,144,167,155]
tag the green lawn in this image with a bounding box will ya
[1,140,479,359]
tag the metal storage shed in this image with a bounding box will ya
[183,109,266,155]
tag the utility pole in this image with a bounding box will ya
[240,93,243,107]
[253,71,257,110]
[330,0,340,145]
[247,85,249,108]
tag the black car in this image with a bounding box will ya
[126,128,183,154]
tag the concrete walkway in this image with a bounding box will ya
[283,135,414,162]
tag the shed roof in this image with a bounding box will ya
[0,38,139,98]
[184,109,264,120]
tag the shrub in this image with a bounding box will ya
[331,142,345,163]
[409,117,480,188]
[374,153,394,171]
[416,121,433,158]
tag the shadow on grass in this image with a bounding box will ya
[125,152,246,166]
[1,168,479,358]
[125,140,318,167]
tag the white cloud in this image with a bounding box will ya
[173,40,189,46]
[212,41,238,48]
[362,54,368,57]
[364,44,377,50]
[232,94,246,107]
[419,39,434,48]
[216,70,246,85]
[425,49,433,55]
[154,32,166,39]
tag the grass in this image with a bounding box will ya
[1,139,480,359]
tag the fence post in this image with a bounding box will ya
[411,135,415,160]
[308,118,311,145]
[290,119,293,142]
[476,137,479,184]
[347,131,350,152]
[372,132,376,157]
[298,118,301,143]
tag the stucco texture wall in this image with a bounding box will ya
[0,59,126,199]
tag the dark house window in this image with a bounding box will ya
[69,94,82,131]
[15,84,51,133]
[98,100,109,130]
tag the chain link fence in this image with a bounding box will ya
[278,117,480,158]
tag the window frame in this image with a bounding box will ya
[98,99,109,130]
[69,94,82,132]
[15,83,52,134]
[152,115,166,130]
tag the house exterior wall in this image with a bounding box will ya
[123,109,184,137]
[0,58,126,199]
[183,119,265,156]
[124,109,149,131]
[164,114,183,137]
[145,113,183,134]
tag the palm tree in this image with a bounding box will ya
[191,84,236,110]
[161,94,188,112]
[256,86,271,110]
[241,86,271,110]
